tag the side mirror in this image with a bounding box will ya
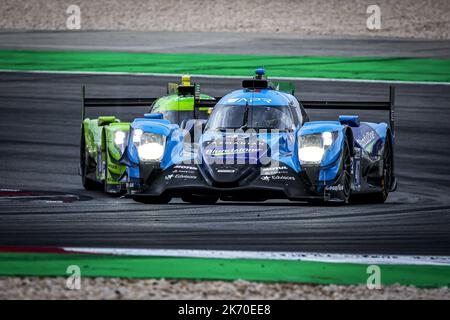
[339,115,360,127]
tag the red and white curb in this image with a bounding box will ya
[1,246,449,266]
[63,248,450,266]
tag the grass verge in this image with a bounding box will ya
[0,50,450,82]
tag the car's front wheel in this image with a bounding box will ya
[340,136,352,203]
[307,135,352,205]
[80,130,100,190]
[350,137,393,204]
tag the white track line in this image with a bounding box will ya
[1,69,449,86]
[0,195,76,199]
[63,247,450,266]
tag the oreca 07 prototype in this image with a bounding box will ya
[80,76,216,194]
[123,69,397,204]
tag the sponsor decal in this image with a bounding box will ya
[174,174,197,180]
[202,137,270,165]
[271,176,295,181]
[216,169,236,173]
[226,97,272,104]
[173,165,198,174]
[174,165,198,171]
[325,184,344,192]
[165,173,197,180]
[357,130,376,148]
[165,174,174,181]
[260,175,295,182]
[261,166,288,175]
[206,148,260,156]
[173,170,196,174]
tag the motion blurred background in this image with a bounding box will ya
[1,0,450,300]
[1,0,449,39]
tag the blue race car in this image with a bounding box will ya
[122,69,397,205]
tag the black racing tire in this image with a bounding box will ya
[350,136,393,204]
[307,135,352,205]
[80,129,100,191]
[340,135,352,204]
[182,194,219,205]
[103,148,109,193]
[132,194,172,204]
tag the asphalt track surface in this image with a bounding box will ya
[0,71,450,255]
[1,31,450,58]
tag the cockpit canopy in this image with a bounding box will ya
[206,104,299,132]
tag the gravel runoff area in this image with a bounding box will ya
[1,277,449,300]
[0,0,449,39]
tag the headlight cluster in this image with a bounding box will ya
[298,131,337,164]
[114,131,127,154]
[132,129,166,162]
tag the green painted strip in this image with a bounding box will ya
[0,50,450,82]
[0,252,449,287]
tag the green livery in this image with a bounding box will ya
[80,76,216,194]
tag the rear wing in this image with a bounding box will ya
[299,86,396,137]
[81,86,157,121]
[82,85,220,121]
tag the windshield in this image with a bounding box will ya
[156,110,209,125]
[206,104,296,131]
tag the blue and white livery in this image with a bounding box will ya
[122,69,397,204]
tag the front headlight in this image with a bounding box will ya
[114,131,127,154]
[298,131,336,164]
[133,129,166,162]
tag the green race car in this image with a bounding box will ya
[80,76,216,194]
